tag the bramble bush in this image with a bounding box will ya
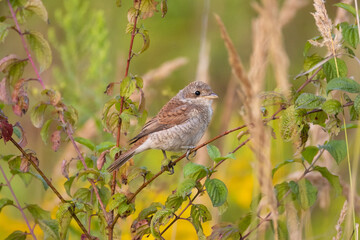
[0,0,359,239]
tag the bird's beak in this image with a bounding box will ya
[204,92,218,99]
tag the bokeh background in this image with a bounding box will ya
[0,0,359,239]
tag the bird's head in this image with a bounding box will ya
[178,81,218,105]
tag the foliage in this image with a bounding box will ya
[0,0,359,240]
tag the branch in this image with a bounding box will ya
[58,115,110,225]
[6,0,45,89]
[0,164,37,239]
[9,137,94,240]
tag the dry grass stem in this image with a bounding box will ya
[285,202,302,240]
[311,0,342,54]
[333,200,348,240]
[279,0,308,27]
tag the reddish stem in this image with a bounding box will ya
[6,0,45,89]
[0,165,37,239]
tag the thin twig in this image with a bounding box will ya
[296,67,322,93]
[6,0,45,89]
[0,165,37,239]
[240,212,272,240]
[58,115,110,224]
[9,137,93,240]
[109,1,142,238]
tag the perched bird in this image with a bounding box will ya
[107,81,218,173]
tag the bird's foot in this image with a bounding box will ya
[161,158,175,175]
[185,146,196,160]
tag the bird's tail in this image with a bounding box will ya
[107,149,136,173]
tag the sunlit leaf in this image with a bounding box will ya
[207,145,221,161]
[165,194,185,211]
[295,93,325,109]
[56,202,72,240]
[74,137,95,151]
[354,95,360,115]
[301,146,319,164]
[25,30,52,72]
[176,179,196,198]
[40,119,52,144]
[150,208,173,239]
[321,99,342,115]
[183,162,209,181]
[64,176,75,197]
[323,58,347,82]
[26,204,51,220]
[0,198,14,212]
[107,193,127,211]
[334,3,357,17]
[30,103,47,128]
[0,22,10,43]
[38,219,60,240]
[25,0,48,22]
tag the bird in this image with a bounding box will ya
[107,81,218,173]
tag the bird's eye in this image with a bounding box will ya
[195,91,201,96]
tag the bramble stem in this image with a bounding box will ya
[6,0,45,89]
[0,165,37,239]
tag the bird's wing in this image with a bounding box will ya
[129,98,191,144]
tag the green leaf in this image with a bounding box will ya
[183,162,209,181]
[25,0,48,22]
[63,105,78,126]
[120,76,136,99]
[30,103,47,128]
[334,3,357,17]
[303,41,312,57]
[95,141,115,153]
[295,93,325,109]
[38,219,60,240]
[25,30,52,72]
[354,95,360,115]
[150,208,173,239]
[26,204,51,220]
[275,182,292,202]
[207,223,240,240]
[301,146,319,164]
[319,140,347,164]
[77,169,100,181]
[342,24,359,49]
[40,119,52,144]
[321,99,342,115]
[165,194,186,211]
[138,202,163,220]
[205,178,228,207]
[139,30,150,54]
[272,159,297,176]
[5,231,27,240]
[213,153,236,164]
[73,188,92,203]
[0,198,14,212]
[56,202,72,240]
[107,193,127,211]
[313,166,342,196]
[207,145,221,161]
[118,202,135,217]
[191,204,212,238]
[323,58,347,82]
[238,213,253,233]
[0,22,10,43]
[280,105,300,141]
[326,77,360,94]
[290,179,318,209]
[176,179,196,198]
[64,176,75,197]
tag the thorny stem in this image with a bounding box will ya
[9,137,93,240]
[6,0,45,89]
[296,67,322,93]
[240,213,272,240]
[160,190,203,236]
[0,164,37,240]
[59,115,110,225]
[110,1,142,237]
[160,137,252,237]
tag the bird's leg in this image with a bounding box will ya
[185,146,196,160]
[161,150,175,175]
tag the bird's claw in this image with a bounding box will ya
[185,147,196,160]
[161,158,175,175]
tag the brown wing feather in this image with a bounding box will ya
[130,98,191,144]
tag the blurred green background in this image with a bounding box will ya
[0,0,359,239]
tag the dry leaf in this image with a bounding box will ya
[51,130,61,152]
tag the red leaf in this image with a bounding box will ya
[0,118,13,143]
[12,79,29,116]
[97,150,109,170]
[51,130,61,152]
[20,156,30,172]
